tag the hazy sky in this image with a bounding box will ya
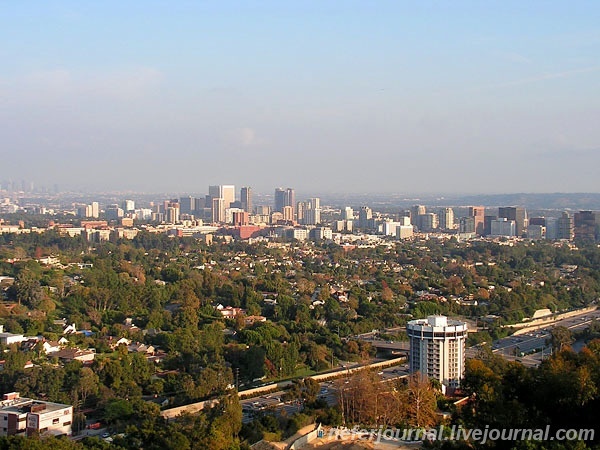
[2,1,600,194]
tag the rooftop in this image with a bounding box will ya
[0,393,70,414]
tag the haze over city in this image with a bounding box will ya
[2,1,600,193]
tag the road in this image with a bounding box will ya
[240,363,410,424]
[467,308,600,366]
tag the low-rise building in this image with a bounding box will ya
[0,392,72,437]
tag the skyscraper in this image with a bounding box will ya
[221,185,235,209]
[122,200,135,212]
[556,212,574,240]
[468,206,485,235]
[209,185,235,208]
[180,196,195,215]
[303,198,321,225]
[274,187,294,213]
[342,207,354,221]
[208,185,235,223]
[296,201,305,223]
[282,205,294,222]
[418,213,439,232]
[411,205,426,222]
[407,315,467,389]
[459,217,475,234]
[240,187,252,213]
[90,202,99,219]
[358,206,372,229]
[498,207,527,237]
[574,211,598,242]
[211,197,225,223]
[438,207,454,230]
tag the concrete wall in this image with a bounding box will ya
[288,425,320,450]
[511,306,597,336]
[161,358,407,419]
[160,399,219,420]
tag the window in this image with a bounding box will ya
[2,417,6,421]
[63,421,71,426]
[52,418,60,424]
[40,427,48,432]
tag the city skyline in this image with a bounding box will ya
[2,2,600,193]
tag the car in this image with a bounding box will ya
[101,432,111,439]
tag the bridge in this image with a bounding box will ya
[354,336,410,356]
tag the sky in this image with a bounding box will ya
[1,1,600,195]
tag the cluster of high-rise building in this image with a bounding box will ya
[6,183,600,243]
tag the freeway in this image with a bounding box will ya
[467,308,600,366]
[240,363,410,424]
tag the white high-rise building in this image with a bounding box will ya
[382,220,401,236]
[407,315,467,389]
[209,185,235,208]
[221,185,235,209]
[303,198,321,225]
[122,200,135,212]
[342,207,354,221]
[91,202,99,219]
[396,224,414,240]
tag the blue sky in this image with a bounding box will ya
[2,1,599,194]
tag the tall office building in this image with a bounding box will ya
[411,205,426,222]
[545,217,558,240]
[529,217,546,226]
[483,215,497,236]
[342,207,354,221]
[358,206,372,229]
[211,198,225,223]
[468,206,485,235]
[209,185,235,208]
[240,187,252,213]
[418,213,439,232]
[574,211,598,242]
[165,200,180,224]
[498,207,527,237]
[221,185,235,208]
[208,185,235,223]
[274,188,295,213]
[105,204,124,220]
[407,315,467,389]
[296,201,305,223]
[490,218,516,237]
[255,205,271,216]
[90,202,99,219]
[122,200,135,213]
[298,198,321,225]
[180,196,195,215]
[282,205,294,222]
[556,212,574,240]
[308,197,320,210]
[459,216,475,234]
[438,208,454,230]
[274,188,286,213]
